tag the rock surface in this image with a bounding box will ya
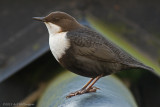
[38,71,137,107]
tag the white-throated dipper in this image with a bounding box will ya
[33,11,154,98]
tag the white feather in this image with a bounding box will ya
[44,22,61,35]
[44,22,70,61]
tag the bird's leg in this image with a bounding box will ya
[81,78,94,90]
[66,78,94,98]
[81,75,101,94]
[69,78,94,95]
[66,75,102,98]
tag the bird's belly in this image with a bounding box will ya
[61,55,118,78]
[49,32,70,61]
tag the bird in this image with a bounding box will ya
[33,11,154,98]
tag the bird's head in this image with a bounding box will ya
[33,11,82,35]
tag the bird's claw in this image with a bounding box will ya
[66,90,82,98]
[66,86,100,98]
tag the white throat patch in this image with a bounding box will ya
[44,22,61,35]
[45,22,70,61]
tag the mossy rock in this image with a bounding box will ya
[38,71,137,107]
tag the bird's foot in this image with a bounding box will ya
[66,86,100,98]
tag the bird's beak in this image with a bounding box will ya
[33,17,45,22]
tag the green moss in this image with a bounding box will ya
[87,16,160,76]
[157,50,160,65]
[105,22,128,34]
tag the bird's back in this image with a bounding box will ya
[67,27,154,73]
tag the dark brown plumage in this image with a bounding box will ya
[33,11,154,98]
[60,27,154,78]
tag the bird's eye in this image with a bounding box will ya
[53,18,59,21]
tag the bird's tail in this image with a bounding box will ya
[138,64,154,72]
[130,63,154,72]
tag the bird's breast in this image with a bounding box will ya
[49,32,71,62]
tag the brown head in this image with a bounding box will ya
[33,11,82,34]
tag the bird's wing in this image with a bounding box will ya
[67,28,120,63]
[67,27,154,72]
